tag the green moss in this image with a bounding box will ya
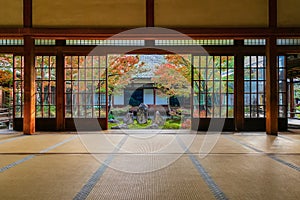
[108,118,184,129]
[162,119,181,129]
[128,119,152,129]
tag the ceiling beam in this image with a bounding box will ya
[2,27,300,39]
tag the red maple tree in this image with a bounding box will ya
[152,55,191,97]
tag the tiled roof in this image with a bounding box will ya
[134,55,165,79]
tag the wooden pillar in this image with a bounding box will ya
[23,36,35,134]
[289,79,295,118]
[269,0,277,29]
[234,40,244,131]
[145,0,155,46]
[146,0,154,27]
[266,37,278,135]
[23,0,32,28]
[56,42,65,130]
[0,88,2,107]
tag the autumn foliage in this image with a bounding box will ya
[0,55,13,88]
[107,55,143,94]
[0,70,13,87]
[152,55,191,97]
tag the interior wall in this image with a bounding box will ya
[278,0,300,27]
[2,1,300,29]
[32,0,146,27]
[154,0,268,27]
[0,0,23,27]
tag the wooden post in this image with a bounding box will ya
[56,42,65,130]
[269,0,277,29]
[23,36,35,134]
[234,40,244,131]
[146,0,154,27]
[290,79,295,118]
[0,87,2,107]
[266,37,278,135]
[23,0,32,28]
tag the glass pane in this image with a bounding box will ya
[258,94,265,104]
[258,69,265,80]
[214,94,221,105]
[221,81,227,93]
[228,94,234,106]
[251,68,257,79]
[193,105,200,118]
[244,56,250,68]
[221,107,227,118]
[228,56,234,69]
[199,81,206,92]
[251,56,257,67]
[244,94,250,105]
[193,56,199,68]
[228,106,234,117]
[200,69,206,80]
[194,71,200,80]
[244,81,250,93]
[279,81,286,92]
[50,106,56,118]
[258,56,265,68]
[251,94,257,104]
[257,81,264,93]
[200,56,207,68]
[193,82,200,93]
[279,106,286,118]
[213,107,221,118]
[200,93,206,106]
[279,93,286,105]
[72,57,79,68]
[251,82,257,93]
[221,94,227,105]
[207,69,214,80]
[15,106,22,118]
[214,81,220,93]
[279,69,285,80]
[43,107,50,118]
[228,81,234,93]
[207,57,214,68]
[251,106,258,118]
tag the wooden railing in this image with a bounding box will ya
[0,108,11,127]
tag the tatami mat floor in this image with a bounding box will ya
[0,130,299,200]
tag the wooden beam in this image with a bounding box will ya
[28,27,273,39]
[0,47,24,54]
[33,45,266,55]
[0,28,23,37]
[266,36,278,135]
[23,36,35,134]
[23,0,32,28]
[146,0,154,27]
[2,27,300,39]
[234,40,244,131]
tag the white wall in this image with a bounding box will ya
[156,93,168,105]
[114,91,124,105]
[144,89,154,105]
